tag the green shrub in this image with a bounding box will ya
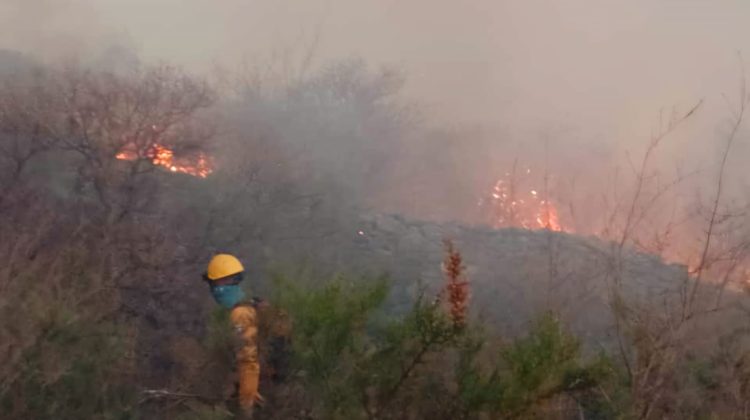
[264,274,612,419]
[497,314,615,418]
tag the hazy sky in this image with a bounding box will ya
[2,0,750,162]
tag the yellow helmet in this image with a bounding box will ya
[206,254,245,281]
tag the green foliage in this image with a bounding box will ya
[267,276,612,419]
[453,331,503,412]
[362,294,462,403]
[497,314,613,417]
[273,274,390,418]
[449,315,617,419]
[500,314,584,408]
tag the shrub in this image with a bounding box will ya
[248,246,613,419]
[0,242,137,419]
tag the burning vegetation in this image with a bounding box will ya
[115,140,213,178]
[3,48,750,419]
[480,165,565,232]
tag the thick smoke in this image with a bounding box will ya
[2,0,750,236]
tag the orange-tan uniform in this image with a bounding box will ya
[230,304,261,413]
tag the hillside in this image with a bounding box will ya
[332,213,731,344]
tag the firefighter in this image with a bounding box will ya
[203,254,263,417]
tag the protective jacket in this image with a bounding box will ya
[230,298,291,413]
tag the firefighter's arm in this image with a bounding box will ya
[230,305,262,412]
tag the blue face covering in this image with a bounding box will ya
[210,284,246,309]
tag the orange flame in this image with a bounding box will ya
[115,143,213,178]
[482,169,567,232]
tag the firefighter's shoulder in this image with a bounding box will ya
[230,303,257,327]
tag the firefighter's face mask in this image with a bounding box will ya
[210,284,245,309]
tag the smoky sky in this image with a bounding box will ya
[2,0,750,195]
